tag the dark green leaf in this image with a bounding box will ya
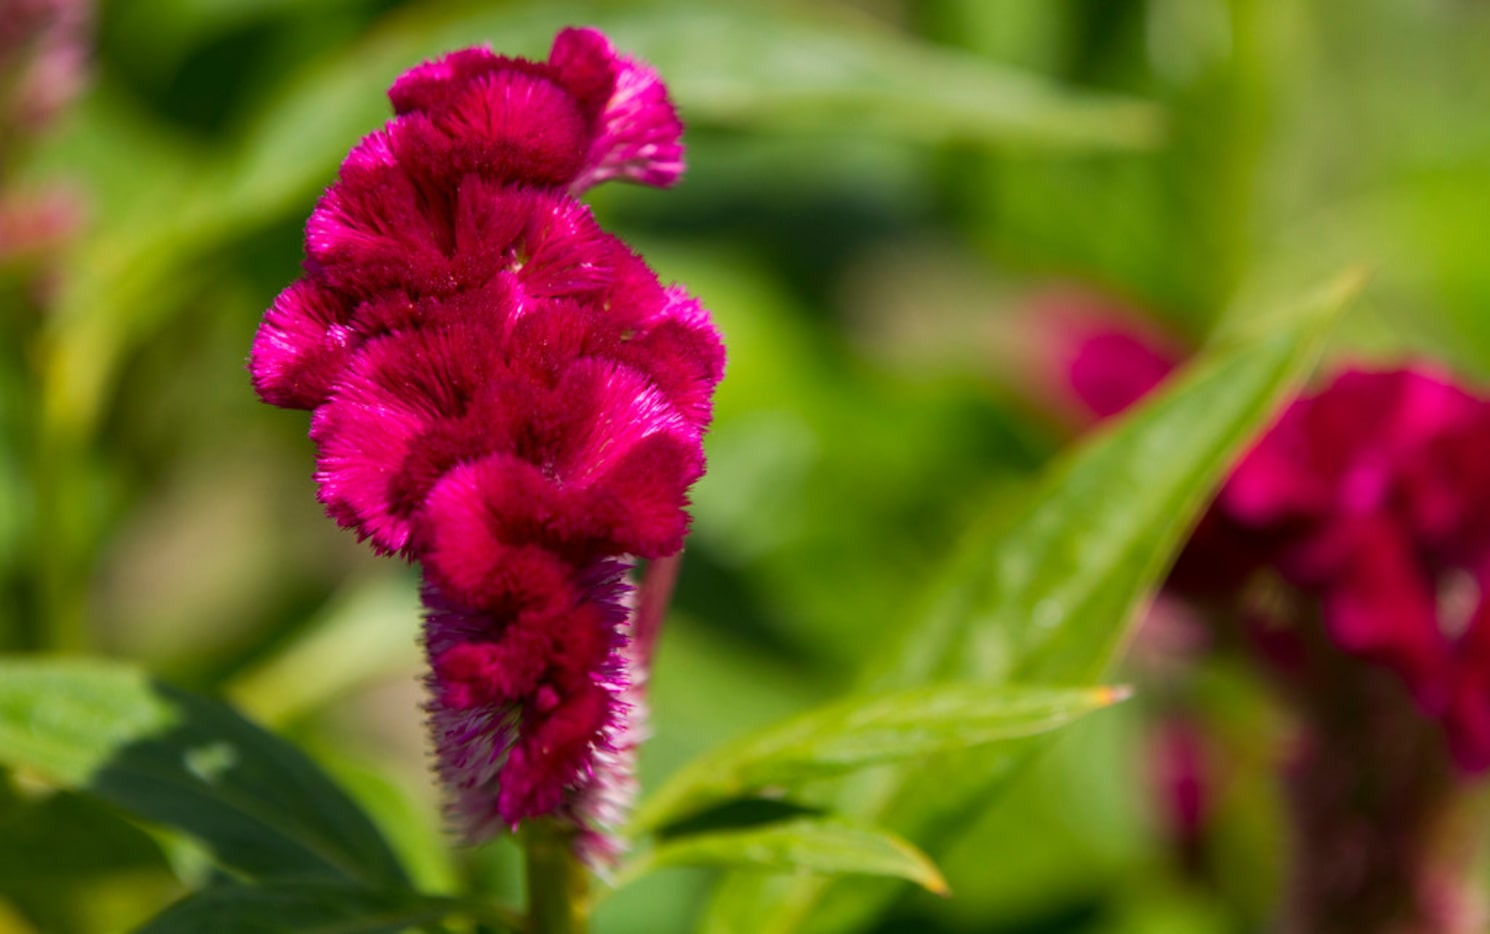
[633,684,1125,833]
[133,883,472,934]
[0,657,408,888]
[0,788,169,881]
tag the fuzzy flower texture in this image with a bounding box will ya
[248,29,723,861]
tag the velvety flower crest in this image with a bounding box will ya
[248,28,722,860]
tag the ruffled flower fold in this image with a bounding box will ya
[249,28,719,860]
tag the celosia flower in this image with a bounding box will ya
[1043,308,1490,763]
[1189,366,1490,771]
[1047,307,1490,929]
[249,29,723,862]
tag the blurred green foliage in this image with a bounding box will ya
[2,0,1488,931]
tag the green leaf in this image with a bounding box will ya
[221,1,1161,228]
[313,752,461,898]
[605,7,1163,149]
[621,819,947,897]
[702,271,1359,932]
[633,684,1126,833]
[0,789,170,882]
[133,883,480,934]
[0,658,172,786]
[0,656,408,888]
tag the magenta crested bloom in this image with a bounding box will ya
[1038,305,1490,764]
[248,29,723,861]
[1191,366,1490,770]
[1050,315,1490,929]
[1065,337,1490,771]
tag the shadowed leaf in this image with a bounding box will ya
[134,883,484,934]
[0,657,408,888]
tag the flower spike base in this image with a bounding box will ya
[523,821,589,934]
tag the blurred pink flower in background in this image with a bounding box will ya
[0,0,90,273]
[0,0,89,135]
[1190,367,1490,770]
[1014,286,1189,427]
[1034,286,1490,930]
[0,185,82,262]
[1144,715,1214,876]
[1191,366,1490,932]
[249,28,723,864]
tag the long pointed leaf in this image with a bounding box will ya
[702,271,1358,932]
[633,684,1126,833]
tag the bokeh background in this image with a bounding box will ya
[3,0,1490,931]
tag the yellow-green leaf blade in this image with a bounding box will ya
[630,819,947,897]
[633,684,1126,833]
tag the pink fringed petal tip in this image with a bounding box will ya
[383,28,685,194]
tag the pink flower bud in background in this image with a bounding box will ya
[0,184,83,262]
[1013,286,1189,426]
[1039,296,1490,773]
[0,1,90,304]
[1145,716,1214,875]
[249,28,723,863]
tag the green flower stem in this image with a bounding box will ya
[523,821,589,934]
[450,896,527,933]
